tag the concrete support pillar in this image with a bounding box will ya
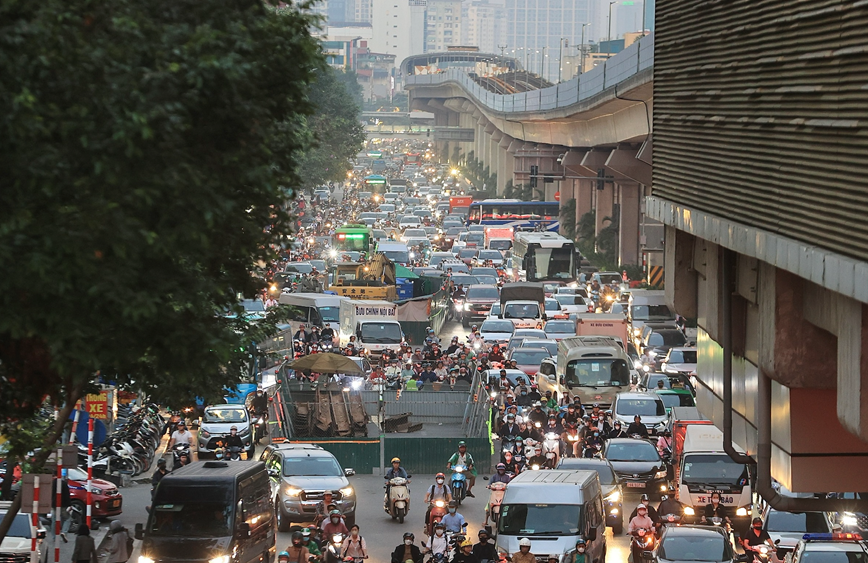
[576,179,594,227]
[594,182,614,246]
[662,226,698,318]
[618,183,641,265]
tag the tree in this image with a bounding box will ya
[294,67,367,187]
[560,199,577,239]
[0,0,323,539]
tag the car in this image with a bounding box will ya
[638,373,696,396]
[0,503,44,563]
[197,404,255,459]
[412,209,433,219]
[473,274,500,285]
[544,297,569,319]
[507,347,553,376]
[470,266,499,277]
[461,284,500,326]
[488,302,502,318]
[544,319,577,340]
[506,328,548,350]
[788,532,868,563]
[654,388,696,413]
[542,282,566,297]
[479,319,516,344]
[611,391,668,434]
[661,347,698,375]
[519,339,559,357]
[647,524,743,563]
[284,261,313,274]
[556,294,591,315]
[399,215,422,229]
[636,321,680,349]
[557,458,624,533]
[556,286,589,299]
[474,249,504,266]
[449,274,479,287]
[371,228,389,242]
[643,329,689,362]
[457,247,478,265]
[761,507,835,559]
[383,193,399,202]
[359,217,377,227]
[464,232,485,248]
[602,438,668,497]
[440,260,470,274]
[429,252,458,268]
[66,467,123,527]
[402,228,427,240]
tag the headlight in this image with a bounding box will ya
[634,328,642,335]
[332,534,344,544]
[633,360,643,369]
[736,507,748,516]
[531,464,540,470]
[654,470,667,479]
[842,514,859,526]
[604,491,621,503]
[683,506,695,516]
[90,487,104,494]
[201,430,210,438]
[139,557,155,563]
[209,557,230,563]
[435,500,445,508]
[284,486,302,497]
[340,487,354,497]
[455,466,464,473]
[464,303,471,311]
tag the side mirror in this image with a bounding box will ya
[36,530,46,540]
[135,523,144,540]
[237,522,251,539]
[774,539,781,545]
[344,468,356,476]
[585,527,597,542]
[483,476,489,481]
[267,468,279,478]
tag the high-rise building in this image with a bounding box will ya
[352,0,373,24]
[425,0,462,52]
[370,0,426,71]
[505,0,590,81]
[462,1,505,54]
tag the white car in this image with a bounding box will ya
[555,294,590,315]
[399,215,422,229]
[479,319,516,344]
[660,347,698,375]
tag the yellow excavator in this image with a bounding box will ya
[329,253,397,300]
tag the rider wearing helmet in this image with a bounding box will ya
[473,530,497,563]
[570,540,588,563]
[385,457,410,510]
[451,539,475,563]
[742,517,775,553]
[423,473,452,526]
[224,425,244,451]
[321,509,349,536]
[511,538,535,563]
[489,463,511,485]
[278,552,290,563]
[314,490,336,525]
[286,532,310,563]
[657,486,683,519]
[391,532,423,563]
[301,527,322,558]
[441,500,466,533]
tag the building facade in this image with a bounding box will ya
[425,0,463,52]
[461,1,505,55]
[370,0,427,71]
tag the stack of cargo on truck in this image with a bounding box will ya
[329,253,397,301]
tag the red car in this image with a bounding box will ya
[507,347,553,376]
[66,467,123,522]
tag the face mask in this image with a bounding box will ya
[436,530,444,536]
[331,518,339,524]
[594,432,599,437]
[753,525,762,530]
[577,548,585,554]
[448,508,456,514]
[521,391,527,395]
[638,511,647,517]
[437,479,444,484]
[351,530,358,536]
[405,540,413,546]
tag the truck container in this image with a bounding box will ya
[339,300,403,358]
[575,313,630,347]
[484,227,514,250]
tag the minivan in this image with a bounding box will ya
[495,470,606,563]
[137,461,275,563]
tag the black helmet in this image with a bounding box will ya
[157,458,166,466]
[478,529,489,538]
[291,531,304,545]
[403,532,415,541]
[752,517,763,525]
[640,494,650,502]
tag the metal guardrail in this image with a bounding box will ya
[405,34,654,115]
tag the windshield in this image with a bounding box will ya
[556,295,585,306]
[682,454,750,486]
[657,331,688,346]
[360,322,402,343]
[668,350,697,363]
[545,300,561,311]
[283,456,344,476]
[4,514,32,538]
[320,306,340,323]
[615,398,666,417]
[658,393,696,409]
[490,240,512,250]
[529,247,575,281]
[243,300,265,312]
[765,511,831,533]
[523,341,558,355]
[404,229,425,237]
[632,304,675,321]
[561,464,617,485]
[203,407,247,423]
[498,503,582,536]
[380,250,410,263]
[605,441,660,462]
[658,535,729,562]
[597,274,621,285]
[480,251,502,260]
[467,287,500,299]
[482,321,515,334]
[511,350,551,365]
[545,321,575,334]
[150,487,233,537]
[459,249,477,258]
[467,234,484,244]
[565,359,631,387]
[451,275,478,285]
[504,303,541,319]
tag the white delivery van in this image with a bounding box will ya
[277,293,349,345]
[339,299,403,358]
[495,470,606,563]
[627,290,676,342]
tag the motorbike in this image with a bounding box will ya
[325,532,345,563]
[500,436,521,461]
[227,446,243,461]
[427,500,448,536]
[486,481,508,525]
[583,443,603,459]
[630,528,657,563]
[564,429,582,457]
[385,476,411,523]
[171,442,191,470]
[659,513,682,528]
[450,465,467,504]
[541,432,560,468]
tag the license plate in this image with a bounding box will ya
[626,482,645,488]
[111,500,120,507]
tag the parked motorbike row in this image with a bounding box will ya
[77,403,164,477]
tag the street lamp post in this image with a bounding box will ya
[558,38,564,83]
[580,23,590,75]
[608,1,617,57]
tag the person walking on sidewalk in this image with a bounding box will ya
[71,526,98,563]
[105,520,133,563]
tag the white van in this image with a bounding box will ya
[628,290,676,341]
[375,242,411,265]
[277,293,349,343]
[495,470,606,563]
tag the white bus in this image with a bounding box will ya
[511,232,579,284]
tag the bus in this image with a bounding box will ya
[467,200,559,231]
[511,231,578,283]
[363,174,388,195]
[334,225,373,256]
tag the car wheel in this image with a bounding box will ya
[276,500,290,532]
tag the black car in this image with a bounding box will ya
[646,524,744,562]
[644,329,688,363]
[602,438,668,499]
[558,457,624,533]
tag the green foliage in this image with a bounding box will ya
[560,199,577,239]
[294,67,366,187]
[576,210,597,256]
[450,145,461,165]
[0,0,324,421]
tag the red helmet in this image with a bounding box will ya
[436,472,446,480]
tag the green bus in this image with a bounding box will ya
[363,174,388,195]
[334,225,372,255]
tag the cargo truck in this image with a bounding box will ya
[575,313,630,347]
[484,227,514,251]
[339,300,403,358]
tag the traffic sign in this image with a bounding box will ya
[554,191,560,201]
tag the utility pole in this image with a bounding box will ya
[580,23,590,75]
[558,38,564,83]
[608,1,617,57]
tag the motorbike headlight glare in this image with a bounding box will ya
[139,557,155,563]
[332,534,344,544]
[435,500,445,508]
[340,487,354,497]
[736,507,748,516]
[209,556,230,563]
[654,470,667,479]
[464,303,471,311]
[842,514,858,526]
[683,506,695,516]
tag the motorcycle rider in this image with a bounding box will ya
[489,463,512,485]
[570,539,589,563]
[391,533,423,563]
[511,538,535,563]
[423,473,452,527]
[445,337,461,355]
[657,491,684,519]
[628,505,656,562]
[742,517,776,555]
[607,420,628,439]
[452,539,478,563]
[340,525,368,560]
[700,491,731,525]
[441,500,466,533]
[626,415,649,437]
[315,491,337,525]
[629,494,661,527]
[421,523,448,558]
[384,457,410,511]
[223,426,245,457]
[656,430,673,457]
[150,458,169,500]
[293,324,312,344]
[447,441,477,497]
[322,509,349,536]
[582,428,604,458]
[473,530,497,563]
[302,527,322,560]
[499,413,522,439]
[501,451,519,475]
[527,402,547,427]
[285,532,310,563]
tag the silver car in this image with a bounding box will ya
[197,404,254,458]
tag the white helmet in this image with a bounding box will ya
[518,538,532,548]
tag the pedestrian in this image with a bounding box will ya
[71,526,98,563]
[105,520,133,563]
